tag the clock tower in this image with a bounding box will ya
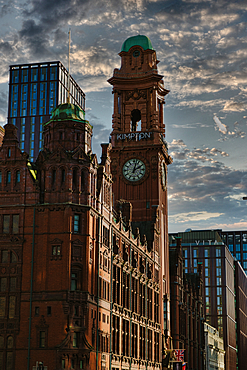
[108,35,173,339]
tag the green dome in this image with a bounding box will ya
[45,103,85,125]
[121,35,154,52]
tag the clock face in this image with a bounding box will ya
[133,49,140,58]
[123,159,146,182]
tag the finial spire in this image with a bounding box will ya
[67,29,71,103]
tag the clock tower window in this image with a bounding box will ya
[131,109,141,132]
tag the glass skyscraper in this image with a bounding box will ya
[8,61,85,161]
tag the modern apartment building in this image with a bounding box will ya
[8,61,85,161]
[169,230,237,370]
[219,230,247,275]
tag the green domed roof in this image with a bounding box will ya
[121,35,154,52]
[45,103,85,125]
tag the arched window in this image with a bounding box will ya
[52,169,56,185]
[16,170,20,183]
[81,171,84,191]
[73,169,77,188]
[8,148,11,158]
[7,336,13,348]
[7,171,11,184]
[131,109,141,132]
[61,169,65,184]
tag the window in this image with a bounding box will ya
[3,215,10,233]
[16,171,20,183]
[8,296,15,318]
[216,248,221,257]
[52,245,61,256]
[7,336,13,349]
[73,332,79,347]
[193,248,198,258]
[236,253,241,260]
[52,169,56,185]
[39,331,45,348]
[73,168,77,187]
[47,306,51,316]
[71,272,78,291]
[12,215,19,234]
[0,278,7,292]
[2,250,8,263]
[216,258,221,267]
[11,252,17,263]
[35,307,39,316]
[61,169,65,184]
[10,277,16,292]
[0,297,5,318]
[7,171,11,184]
[8,148,11,158]
[74,214,80,233]
[0,172,2,183]
[6,352,13,370]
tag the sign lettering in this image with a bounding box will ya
[116,132,152,141]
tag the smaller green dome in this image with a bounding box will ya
[45,103,85,125]
[121,35,154,52]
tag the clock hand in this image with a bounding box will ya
[134,164,142,172]
[132,160,138,173]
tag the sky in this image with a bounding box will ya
[0,0,247,233]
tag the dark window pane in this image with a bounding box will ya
[11,252,17,263]
[39,331,45,348]
[12,215,19,234]
[16,171,20,183]
[9,296,16,318]
[7,171,11,183]
[7,336,13,349]
[6,352,13,370]
[3,215,10,234]
[74,215,80,233]
[0,278,7,292]
[2,250,8,263]
[10,278,16,292]
[0,297,6,318]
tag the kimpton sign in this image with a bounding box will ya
[116,132,152,141]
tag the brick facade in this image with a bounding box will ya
[0,35,172,370]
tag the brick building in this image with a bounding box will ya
[169,237,204,369]
[169,230,237,370]
[0,35,172,370]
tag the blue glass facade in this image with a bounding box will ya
[8,61,86,161]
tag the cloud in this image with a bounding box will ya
[169,211,224,223]
[169,140,229,164]
[223,100,247,112]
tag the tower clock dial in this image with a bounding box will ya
[123,158,146,182]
